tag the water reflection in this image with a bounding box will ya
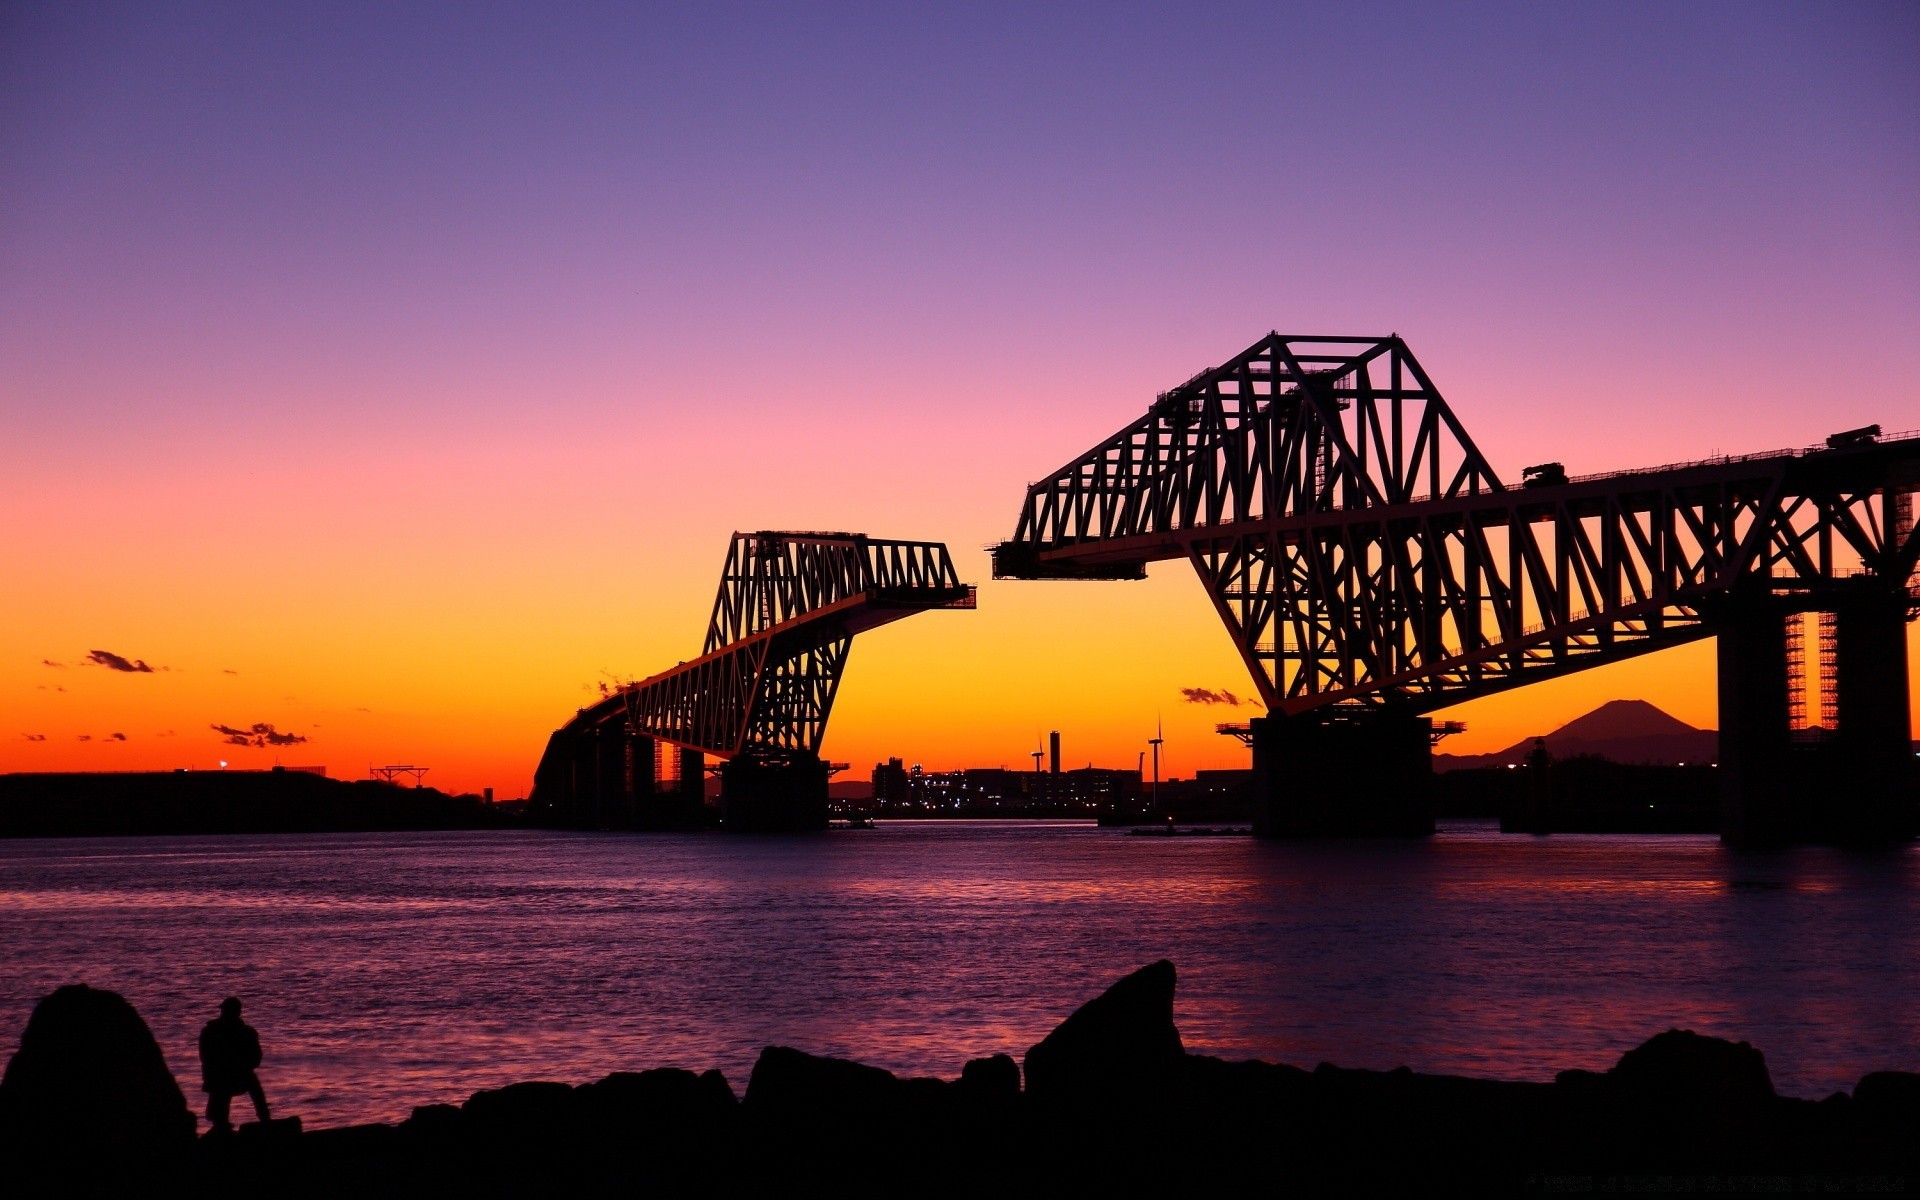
[0,820,1914,1127]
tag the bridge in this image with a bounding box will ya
[994,334,1920,843]
[531,531,974,831]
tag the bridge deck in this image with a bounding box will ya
[1005,431,1920,574]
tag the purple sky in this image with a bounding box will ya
[3,2,1916,789]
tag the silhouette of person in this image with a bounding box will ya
[198,997,270,1133]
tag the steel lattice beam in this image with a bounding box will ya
[550,531,974,762]
[994,334,1920,716]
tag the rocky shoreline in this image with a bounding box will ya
[2,963,1914,1195]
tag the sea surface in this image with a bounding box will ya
[2,819,1916,1128]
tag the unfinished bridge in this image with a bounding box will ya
[531,531,973,830]
[993,334,1920,843]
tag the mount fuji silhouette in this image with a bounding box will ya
[1434,699,1718,771]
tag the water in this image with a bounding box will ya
[2,819,1916,1128]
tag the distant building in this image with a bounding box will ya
[1063,766,1141,807]
[872,758,911,807]
[863,758,1143,818]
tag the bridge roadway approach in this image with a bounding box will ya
[993,334,1920,845]
[531,532,974,832]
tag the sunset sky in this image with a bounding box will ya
[4,2,1916,798]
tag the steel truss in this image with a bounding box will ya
[561,531,973,760]
[994,334,1920,716]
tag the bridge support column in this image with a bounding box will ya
[720,754,829,832]
[590,727,631,830]
[1718,589,1916,845]
[625,733,664,829]
[1829,592,1916,842]
[678,747,709,822]
[1716,598,1794,847]
[632,742,709,830]
[529,728,577,828]
[1251,710,1434,838]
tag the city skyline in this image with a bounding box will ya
[5,2,1917,797]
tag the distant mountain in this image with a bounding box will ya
[1434,699,1717,772]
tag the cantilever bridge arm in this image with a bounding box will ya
[995,334,1920,717]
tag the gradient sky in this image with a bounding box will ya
[4,1,1916,797]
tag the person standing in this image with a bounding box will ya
[198,997,270,1133]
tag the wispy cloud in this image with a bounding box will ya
[85,650,160,673]
[107,732,127,742]
[21,733,46,742]
[211,722,309,747]
[76,734,91,742]
[41,659,65,668]
[1180,686,1256,707]
[222,669,239,676]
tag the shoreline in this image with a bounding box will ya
[3,963,1914,1195]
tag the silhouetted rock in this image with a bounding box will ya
[1609,1028,1775,1107]
[0,984,195,1166]
[574,1066,737,1144]
[1853,1071,1920,1138]
[744,1046,910,1132]
[13,962,1920,1191]
[1177,1053,1311,1116]
[1555,1029,1781,1164]
[1022,959,1183,1110]
[463,1079,572,1118]
[238,1115,303,1140]
[400,1102,461,1138]
[959,1052,1019,1100]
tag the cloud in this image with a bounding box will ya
[42,659,65,668]
[22,734,46,742]
[85,650,158,673]
[76,735,91,742]
[36,685,66,692]
[1180,686,1250,706]
[222,669,239,675]
[156,730,177,738]
[108,732,127,742]
[211,722,309,748]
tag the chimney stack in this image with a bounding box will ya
[1050,730,1061,775]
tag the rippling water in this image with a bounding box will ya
[2,820,1916,1128]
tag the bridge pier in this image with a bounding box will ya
[1250,710,1435,838]
[524,729,734,831]
[635,744,709,830]
[594,727,629,828]
[1716,598,1794,846]
[719,753,829,832]
[1717,588,1915,846]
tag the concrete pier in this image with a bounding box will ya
[1716,586,1916,846]
[719,754,829,832]
[528,728,709,830]
[1251,709,1435,838]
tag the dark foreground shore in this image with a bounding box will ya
[0,770,503,837]
[2,963,1913,1196]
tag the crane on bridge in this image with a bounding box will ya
[531,531,974,831]
[993,333,1920,844]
